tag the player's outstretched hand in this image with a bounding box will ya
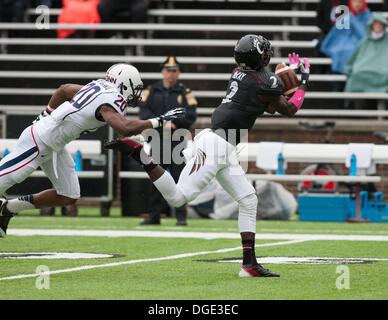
[288,53,311,86]
[288,52,300,70]
[160,108,186,122]
[300,58,311,86]
[152,107,186,128]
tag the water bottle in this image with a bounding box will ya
[2,148,10,158]
[277,152,285,175]
[349,153,357,176]
[74,150,83,172]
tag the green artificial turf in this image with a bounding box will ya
[1,207,388,300]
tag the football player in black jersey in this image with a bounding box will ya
[105,34,310,277]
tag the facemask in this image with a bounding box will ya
[371,31,385,40]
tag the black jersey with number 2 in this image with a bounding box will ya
[211,67,283,144]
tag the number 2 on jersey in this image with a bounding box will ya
[222,81,238,104]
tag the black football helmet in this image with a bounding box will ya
[234,34,274,70]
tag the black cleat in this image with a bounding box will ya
[0,198,14,238]
[140,218,161,225]
[104,137,143,155]
[239,264,280,277]
[176,220,187,226]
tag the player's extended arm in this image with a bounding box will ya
[266,95,299,117]
[100,105,186,136]
[33,84,83,123]
[48,83,83,109]
[267,57,310,117]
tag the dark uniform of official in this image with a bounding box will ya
[139,80,197,224]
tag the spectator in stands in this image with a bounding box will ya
[345,13,388,108]
[97,0,150,38]
[317,0,347,37]
[138,56,197,226]
[98,0,150,23]
[0,0,26,22]
[320,0,372,76]
[57,0,100,38]
[31,0,52,7]
[315,0,347,75]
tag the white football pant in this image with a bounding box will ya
[0,125,80,199]
[153,129,257,233]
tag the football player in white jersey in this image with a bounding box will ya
[0,63,185,237]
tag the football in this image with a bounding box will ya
[275,63,299,97]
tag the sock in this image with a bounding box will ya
[131,147,143,164]
[143,159,158,173]
[153,172,186,207]
[242,238,258,266]
[6,195,36,214]
[131,148,158,173]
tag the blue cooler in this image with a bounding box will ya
[298,194,355,222]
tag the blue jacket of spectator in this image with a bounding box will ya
[345,13,388,92]
[320,8,372,74]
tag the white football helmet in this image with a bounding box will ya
[105,63,143,107]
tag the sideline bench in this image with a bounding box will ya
[118,141,388,221]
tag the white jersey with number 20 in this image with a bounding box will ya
[34,79,127,151]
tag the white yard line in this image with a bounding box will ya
[7,228,388,241]
[0,239,306,281]
[259,228,388,235]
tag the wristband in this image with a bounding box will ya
[46,105,54,114]
[289,88,305,110]
[150,118,160,128]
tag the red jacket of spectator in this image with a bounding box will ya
[58,0,101,38]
